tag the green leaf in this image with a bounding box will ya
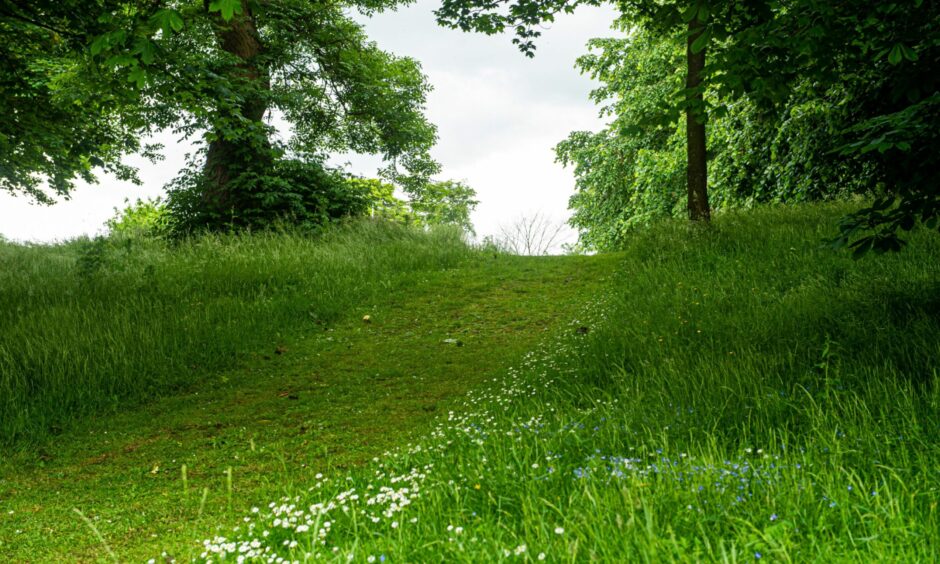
[697,3,710,23]
[681,4,698,23]
[208,0,243,21]
[133,39,156,65]
[900,44,918,61]
[151,9,185,35]
[691,28,710,54]
[104,54,136,69]
[887,44,902,65]
[127,67,147,88]
[90,35,109,56]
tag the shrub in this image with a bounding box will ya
[165,158,369,234]
[106,198,171,238]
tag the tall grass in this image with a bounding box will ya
[0,221,472,445]
[187,203,940,561]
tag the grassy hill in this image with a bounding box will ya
[1,204,938,561]
[0,222,473,444]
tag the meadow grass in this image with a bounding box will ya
[2,203,937,562]
[0,221,472,445]
[0,241,618,561]
[185,203,939,562]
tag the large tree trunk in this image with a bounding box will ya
[202,0,270,215]
[686,16,710,222]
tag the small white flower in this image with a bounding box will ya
[554,526,565,535]
[538,553,546,561]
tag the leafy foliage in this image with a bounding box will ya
[555,27,685,250]
[440,0,940,252]
[345,178,411,223]
[165,158,371,233]
[123,172,477,235]
[720,0,940,254]
[2,0,440,231]
[409,180,479,235]
[0,1,153,202]
[551,2,940,252]
[343,177,479,234]
[106,197,171,237]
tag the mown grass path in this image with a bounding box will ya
[0,254,618,562]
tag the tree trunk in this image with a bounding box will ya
[202,0,270,215]
[686,16,710,222]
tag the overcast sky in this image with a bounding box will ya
[0,1,619,245]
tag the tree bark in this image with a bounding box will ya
[686,16,710,222]
[202,0,270,215]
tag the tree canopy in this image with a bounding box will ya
[0,1,149,202]
[3,0,938,247]
[2,0,442,230]
[438,0,940,253]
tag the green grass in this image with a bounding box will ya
[2,203,938,561]
[178,203,937,562]
[0,221,472,444]
[0,232,618,561]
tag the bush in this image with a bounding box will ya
[106,198,171,238]
[165,158,370,234]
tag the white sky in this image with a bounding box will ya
[0,1,619,245]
